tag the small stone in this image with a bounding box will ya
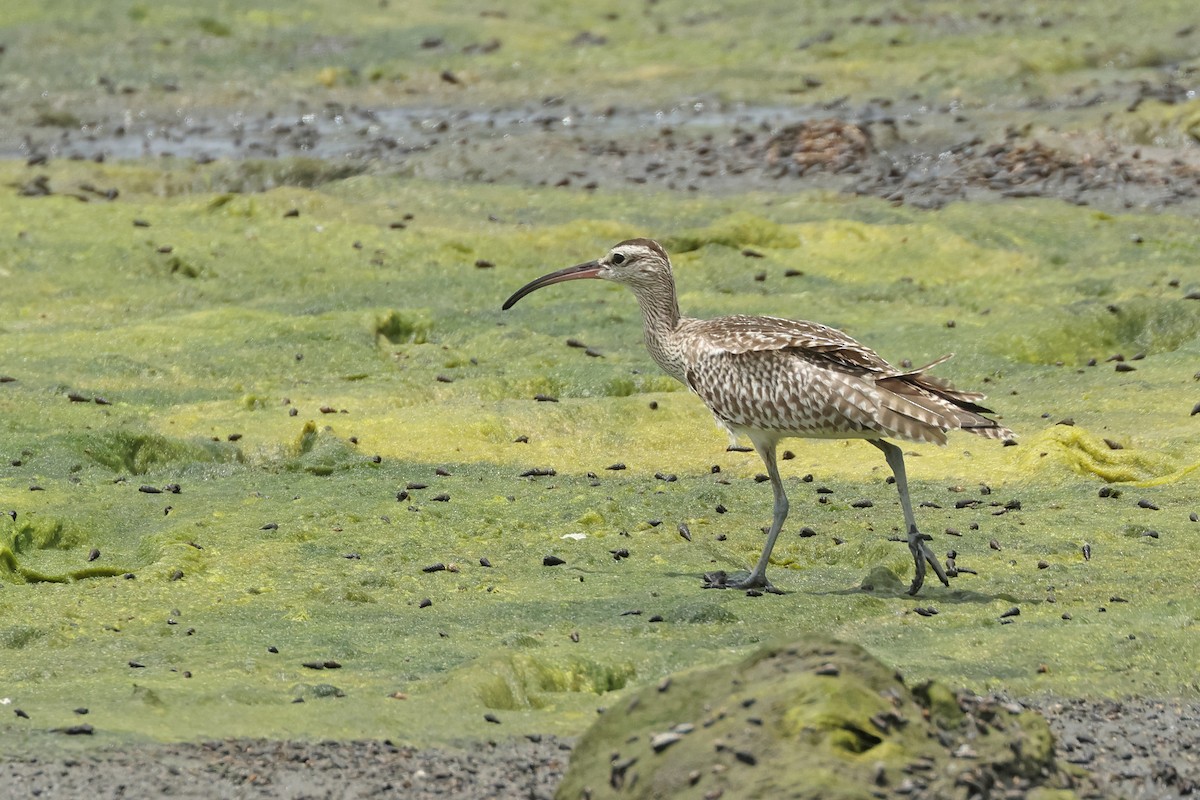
[651,731,684,753]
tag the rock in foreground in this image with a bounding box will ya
[558,636,1093,800]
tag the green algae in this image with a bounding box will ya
[1,159,1199,753]
[3,0,1198,157]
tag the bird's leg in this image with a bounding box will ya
[870,439,949,595]
[704,436,786,592]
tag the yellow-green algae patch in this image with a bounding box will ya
[1,161,1199,751]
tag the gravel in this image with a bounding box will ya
[3,698,1198,799]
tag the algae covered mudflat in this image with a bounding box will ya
[1,0,1199,771]
[1,158,1197,751]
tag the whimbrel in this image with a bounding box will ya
[502,239,1012,595]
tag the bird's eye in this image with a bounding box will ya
[611,253,626,265]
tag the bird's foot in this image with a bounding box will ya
[702,570,783,594]
[906,529,950,596]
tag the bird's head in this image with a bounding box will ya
[501,238,673,310]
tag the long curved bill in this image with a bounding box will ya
[501,261,603,310]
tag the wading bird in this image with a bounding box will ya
[502,239,1012,595]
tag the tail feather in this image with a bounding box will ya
[876,359,1014,443]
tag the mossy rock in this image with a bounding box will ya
[557,635,1092,800]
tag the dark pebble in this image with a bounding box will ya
[1099,486,1121,498]
[302,661,326,670]
[620,609,642,616]
[534,394,558,402]
[138,485,162,494]
[677,523,691,541]
[422,563,446,573]
[989,538,1002,551]
[474,259,495,269]
[267,646,279,654]
[1083,543,1092,560]
[484,713,501,724]
[1037,560,1050,569]
[606,463,626,470]
[851,499,874,508]
[798,526,817,537]
[407,482,428,490]
[1114,363,1136,372]
[479,557,492,567]
[999,607,1020,619]
[418,598,432,608]
[1141,530,1160,539]
[543,555,566,566]
[914,607,938,617]
[87,548,100,562]
[945,527,961,537]
[170,569,184,581]
[260,522,278,530]
[430,493,450,502]
[610,548,629,560]
[715,503,727,514]
[726,444,752,452]
[734,750,757,766]
[129,660,146,668]
[1137,498,1160,510]
[648,401,658,410]
[520,467,556,477]
[814,663,840,676]
[648,615,664,623]
[15,709,29,719]
[57,724,94,735]
[1191,402,1200,416]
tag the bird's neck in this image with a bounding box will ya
[632,279,686,384]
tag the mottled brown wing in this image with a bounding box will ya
[680,315,896,374]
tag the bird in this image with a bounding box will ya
[502,238,1013,595]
